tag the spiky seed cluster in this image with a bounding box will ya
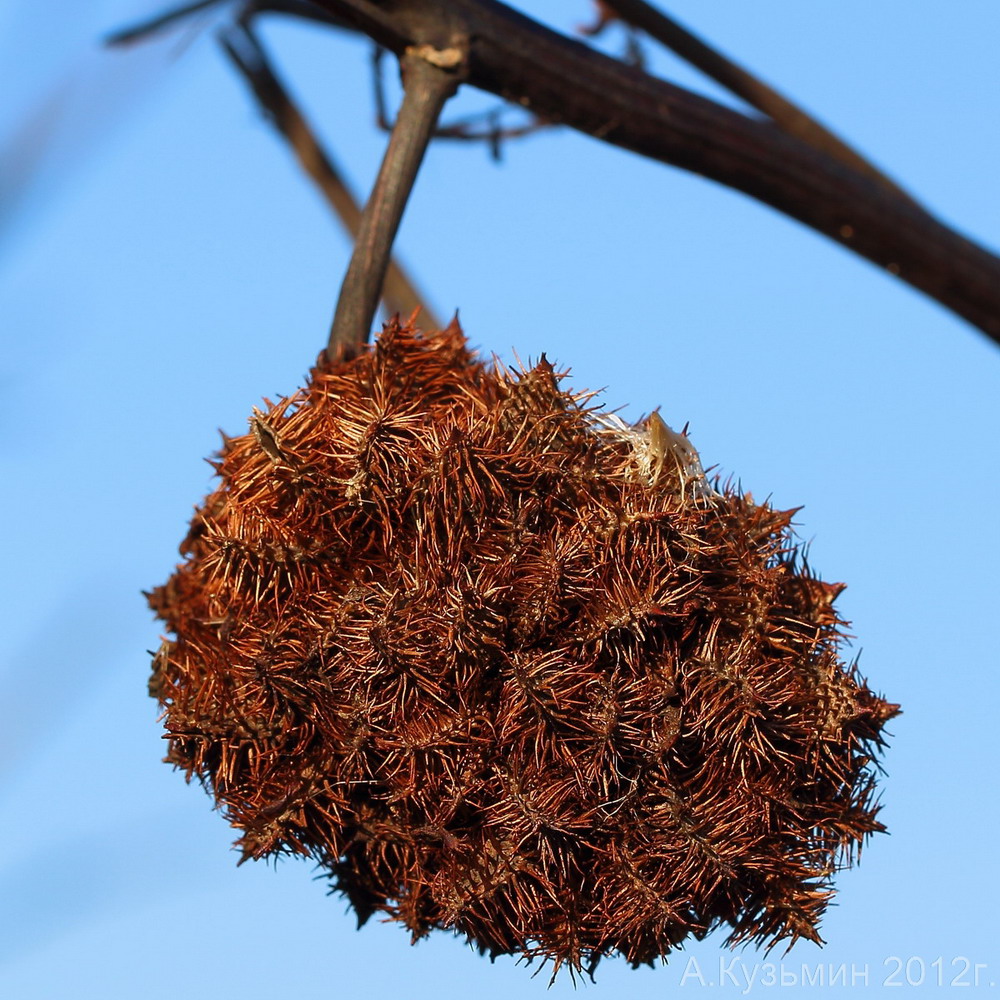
[149,319,897,977]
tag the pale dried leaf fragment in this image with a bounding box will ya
[647,410,713,500]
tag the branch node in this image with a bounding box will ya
[405,43,465,71]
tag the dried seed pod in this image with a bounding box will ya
[149,319,897,979]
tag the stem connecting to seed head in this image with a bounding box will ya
[326,45,464,361]
[219,23,442,331]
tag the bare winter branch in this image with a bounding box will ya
[109,0,1000,346]
[220,23,441,329]
[307,0,1000,346]
[593,0,915,202]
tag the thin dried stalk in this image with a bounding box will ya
[220,24,441,329]
[327,44,463,359]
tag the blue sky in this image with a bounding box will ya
[2,2,999,996]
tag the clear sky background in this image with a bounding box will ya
[2,2,999,997]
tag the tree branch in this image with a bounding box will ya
[220,23,441,329]
[110,0,1000,346]
[307,0,1000,346]
[327,44,463,359]
[371,42,552,157]
[592,0,915,204]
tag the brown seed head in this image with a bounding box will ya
[148,318,897,978]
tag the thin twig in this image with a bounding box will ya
[372,43,551,156]
[106,0,349,46]
[327,45,463,360]
[432,111,549,151]
[105,0,228,46]
[592,0,915,203]
[220,24,440,328]
[371,45,391,131]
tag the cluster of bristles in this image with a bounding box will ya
[149,319,897,979]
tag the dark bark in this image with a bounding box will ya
[595,0,914,202]
[300,0,1000,346]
